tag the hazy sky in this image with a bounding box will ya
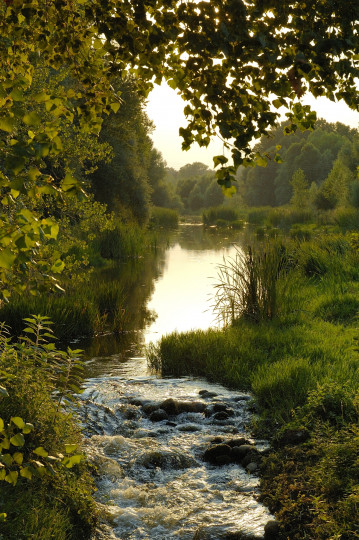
[146,82,359,171]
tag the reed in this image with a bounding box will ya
[149,206,179,228]
[212,242,290,324]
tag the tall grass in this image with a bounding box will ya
[202,206,239,226]
[149,206,179,228]
[212,242,291,324]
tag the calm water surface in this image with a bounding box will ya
[80,225,273,539]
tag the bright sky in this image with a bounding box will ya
[146,82,359,171]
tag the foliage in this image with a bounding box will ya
[290,168,309,208]
[149,207,179,229]
[242,120,358,207]
[0,316,96,537]
[148,231,359,538]
[202,206,239,226]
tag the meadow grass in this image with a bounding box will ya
[148,232,359,538]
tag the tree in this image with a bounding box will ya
[290,169,309,208]
[315,159,355,209]
[2,0,359,297]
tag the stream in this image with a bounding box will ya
[78,225,274,539]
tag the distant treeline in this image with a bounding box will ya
[240,119,359,209]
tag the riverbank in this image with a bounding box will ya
[0,316,97,539]
[149,232,359,539]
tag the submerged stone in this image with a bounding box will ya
[149,408,169,422]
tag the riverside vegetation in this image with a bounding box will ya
[148,231,359,539]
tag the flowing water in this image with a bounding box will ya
[79,225,273,539]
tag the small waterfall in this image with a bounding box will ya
[80,374,273,540]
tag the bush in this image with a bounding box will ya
[0,317,96,539]
[333,207,359,230]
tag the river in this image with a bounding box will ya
[78,224,273,540]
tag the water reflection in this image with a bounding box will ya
[81,225,245,377]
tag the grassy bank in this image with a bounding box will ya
[0,317,96,539]
[148,232,359,539]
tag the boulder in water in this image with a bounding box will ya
[149,408,169,422]
[203,443,232,465]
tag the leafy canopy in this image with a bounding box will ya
[1,0,359,297]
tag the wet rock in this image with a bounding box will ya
[216,454,232,466]
[213,411,230,421]
[230,444,254,462]
[178,423,201,432]
[149,408,169,422]
[246,462,258,473]
[117,404,141,420]
[203,443,232,465]
[142,402,159,415]
[159,398,206,416]
[136,450,197,470]
[205,403,235,418]
[233,395,252,402]
[178,401,206,414]
[221,532,263,540]
[241,449,262,468]
[161,398,179,415]
[199,390,218,398]
[166,421,177,427]
[264,520,280,539]
[226,437,249,448]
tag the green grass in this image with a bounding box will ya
[147,232,359,538]
[202,206,239,226]
[149,206,179,228]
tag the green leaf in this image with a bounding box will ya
[61,173,78,192]
[62,454,82,468]
[22,423,34,434]
[0,117,15,133]
[0,249,16,270]
[213,155,228,167]
[10,433,25,447]
[5,471,18,486]
[64,444,78,454]
[33,446,48,458]
[51,259,65,273]
[22,111,41,127]
[110,102,121,113]
[11,417,25,429]
[0,418,4,431]
[0,438,10,450]
[0,512,6,522]
[1,454,13,466]
[13,452,23,465]
[20,467,32,480]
